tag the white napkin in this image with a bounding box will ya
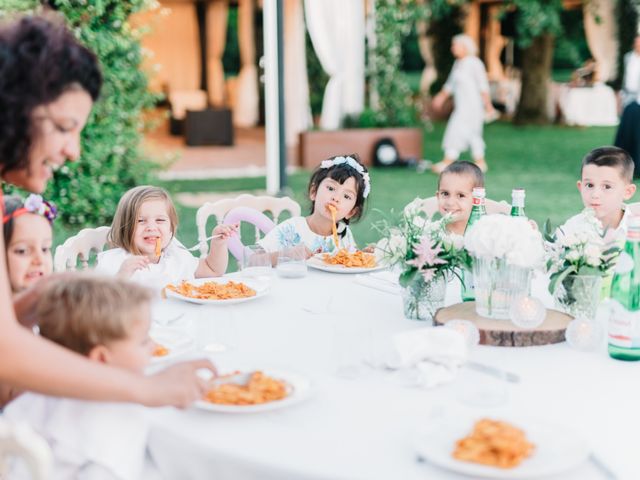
[5,394,149,480]
[354,270,400,295]
[390,327,467,388]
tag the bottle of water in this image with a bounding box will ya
[462,187,486,302]
[608,217,640,361]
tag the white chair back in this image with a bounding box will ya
[53,226,110,272]
[195,194,301,256]
[405,196,510,217]
[0,417,51,480]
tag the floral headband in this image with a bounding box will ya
[320,156,371,198]
[2,194,57,224]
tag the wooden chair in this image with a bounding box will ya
[53,226,110,272]
[405,196,510,217]
[195,194,301,257]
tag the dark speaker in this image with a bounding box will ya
[185,108,234,146]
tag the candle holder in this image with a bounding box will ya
[509,295,546,329]
[472,257,532,319]
[565,316,603,351]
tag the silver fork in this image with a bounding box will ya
[177,234,224,252]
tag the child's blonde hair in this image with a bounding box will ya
[108,185,178,255]
[36,274,152,355]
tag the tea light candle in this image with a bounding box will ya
[509,296,546,329]
[565,317,602,351]
[445,320,480,348]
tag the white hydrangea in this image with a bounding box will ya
[464,215,545,269]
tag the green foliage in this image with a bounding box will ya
[552,8,590,70]
[305,30,328,119]
[37,0,160,228]
[368,0,424,127]
[222,7,240,76]
[425,5,464,95]
[504,0,563,48]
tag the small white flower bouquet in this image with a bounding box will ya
[464,215,545,269]
[464,215,545,319]
[375,205,468,288]
[544,209,620,302]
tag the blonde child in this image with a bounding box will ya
[5,275,162,480]
[96,186,236,288]
[436,161,484,236]
[2,194,56,293]
[564,146,637,240]
[259,154,371,255]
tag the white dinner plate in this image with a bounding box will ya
[414,416,590,479]
[164,277,270,305]
[307,254,387,274]
[149,327,195,364]
[194,370,311,413]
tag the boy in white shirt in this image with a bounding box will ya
[563,146,637,242]
[5,276,161,480]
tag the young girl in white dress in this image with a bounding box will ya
[96,186,236,290]
[259,154,371,255]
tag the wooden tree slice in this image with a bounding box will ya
[434,302,571,347]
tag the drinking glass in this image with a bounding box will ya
[240,244,272,279]
[276,245,308,279]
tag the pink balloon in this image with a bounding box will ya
[223,206,276,261]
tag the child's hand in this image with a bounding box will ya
[211,223,238,245]
[361,244,376,253]
[528,219,539,231]
[118,256,149,278]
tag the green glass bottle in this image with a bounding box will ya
[510,188,526,218]
[462,187,486,302]
[608,217,640,361]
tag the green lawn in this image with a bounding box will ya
[54,121,627,269]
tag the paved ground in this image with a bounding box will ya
[144,115,298,180]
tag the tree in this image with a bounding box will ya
[506,0,563,124]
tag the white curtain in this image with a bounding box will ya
[304,0,365,129]
[416,20,437,94]
[583,0,618,83]
[284,0,312,145]
[235,0,259,126]
[207,0,229,107]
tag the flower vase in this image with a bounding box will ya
[553,274,602,320]
[472,257,531,319]
[400,275,446,322]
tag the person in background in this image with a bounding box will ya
[431,34,496,174]
[614,35,640,177]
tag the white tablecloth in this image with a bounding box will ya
[148,270,637,480]
[557,84,619,127]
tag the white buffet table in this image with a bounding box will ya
[147,270,637,480]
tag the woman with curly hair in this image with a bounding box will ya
[0,14,215,407]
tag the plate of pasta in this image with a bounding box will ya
[164,277,269,305]
[194,370,311,413]
[414,416,589,479]
[307,250,387,274]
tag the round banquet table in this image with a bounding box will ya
[147,269,638,480]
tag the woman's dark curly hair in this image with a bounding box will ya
[0,14,102,176]
[307,153,370,234]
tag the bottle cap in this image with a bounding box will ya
[511,188,525,198]
[472,187,486,198]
